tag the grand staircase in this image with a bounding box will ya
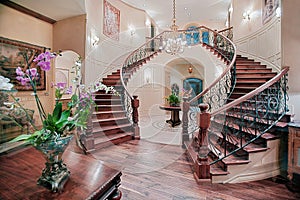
[79,26,289,184]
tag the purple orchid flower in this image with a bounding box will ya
[65,86,72,94]
[56,82,67,90]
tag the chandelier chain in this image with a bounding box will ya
[161,0,187,55]
[173,0,176,21]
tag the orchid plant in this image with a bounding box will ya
[8,49,118,146]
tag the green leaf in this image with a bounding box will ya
[9,134,31,143]
[55,110,70,125]
[53,102,62,122]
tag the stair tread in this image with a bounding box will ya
[93,110,126,115]
[94,132,133,144]
[94,99,121,102]
[212,115,279,140]
[222,157,250,165]
[92,116,128,123]
[93,123,132,132]
[96,104,122,107]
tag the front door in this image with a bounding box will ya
[183,78,203,105]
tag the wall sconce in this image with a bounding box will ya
[128,25,136,36]
[144,68,152,84]
[188,65,193,74]
[276,7,281,18]
[91,36,99,46]
[228,5,233,13]
[145,19,151,27]
[243,10,251,20]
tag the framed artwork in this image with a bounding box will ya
[103,0,120,41]
[262,0,279,24]
[0,37,46,91]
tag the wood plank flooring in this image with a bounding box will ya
[82,140,300,200]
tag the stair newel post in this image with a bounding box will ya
[81,105,95,152]
[194,103,211,181]
[131,95,140,140]
[182,96,190,148]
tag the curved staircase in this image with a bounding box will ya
[79,25,289,184]
[81,50,160,153]
[184,52,289,183]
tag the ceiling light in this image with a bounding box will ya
[162,0,187,55]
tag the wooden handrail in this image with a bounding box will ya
[211,67,290,116]
[218,26,233,34]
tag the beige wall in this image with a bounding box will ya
[281,0,300,120]
[0,4,54,126]
[53,15,86,58]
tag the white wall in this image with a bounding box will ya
[127,45,228,116]
[84,0,149,84]
[232,0,281,72]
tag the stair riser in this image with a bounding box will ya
[93,119,129,127]
[235,83,262,87]
[236,61,260,65]
[95,100,122,105]
[102,81,122,85]
[236,74,276,78]
[96,106,123,112]
[94,90,122,95]
[107,74,120,78]
[93,112,126,119]
[236,69,272,73]
[236,65,267,69]
[93,95,120,100]
[93,126,132,136]
[233,88,256,93]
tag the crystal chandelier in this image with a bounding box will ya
[163,0,187,55]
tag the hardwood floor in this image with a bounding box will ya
[83,140,300,200]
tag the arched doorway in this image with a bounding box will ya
[183,78,203,105]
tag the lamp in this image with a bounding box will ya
[162,0,186,55]
[243,10,251,20]
[128,25,136,36]
[188,65,193,74]
[92,36,99,46]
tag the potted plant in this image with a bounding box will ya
[3,50,118,192]
[166,92,181,107]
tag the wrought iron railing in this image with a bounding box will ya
[218,27,233,41]
[184,27,237,135]
[120,32,165,124]
[121,26,236,132]
[208,67,289,164]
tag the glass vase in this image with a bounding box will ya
[35,135,73,192]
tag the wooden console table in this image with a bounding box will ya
[159,105,181,127]
[0,146,122,200]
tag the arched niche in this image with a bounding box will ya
[164,57,204,102]
[54,50,80,99]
